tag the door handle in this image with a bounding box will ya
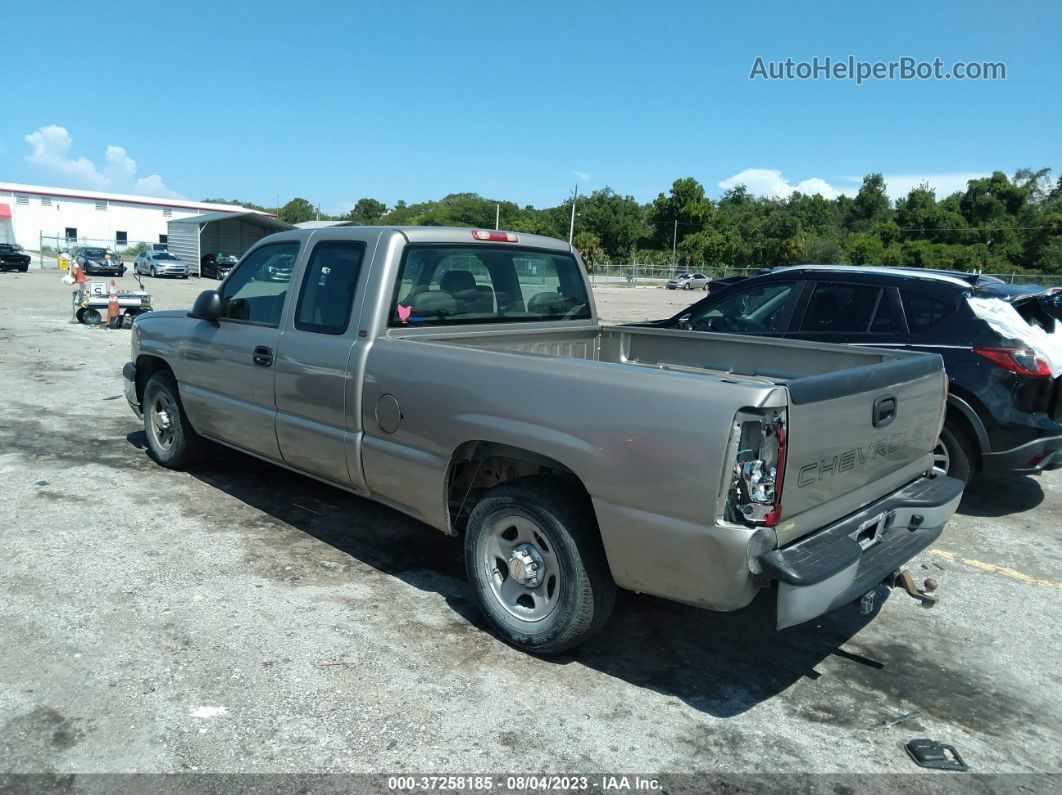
[873,395,896,427]
[253,346,274,367]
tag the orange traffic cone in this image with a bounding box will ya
[108,279,120,326]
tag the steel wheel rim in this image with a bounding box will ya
[932,438,950,476]
[481,513,560,623]
[148,392,177,452]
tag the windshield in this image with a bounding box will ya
[83,248,107,257]
[389,244,591,327]
[154,253,178,260]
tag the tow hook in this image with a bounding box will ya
[887,569,939,608]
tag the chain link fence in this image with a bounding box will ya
[36,234,164,270]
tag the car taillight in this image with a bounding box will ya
[472,230,519,242]
[725,408,787,526]
[973,346,1051,377]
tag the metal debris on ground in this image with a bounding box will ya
[905,738,968,771]
[871,709,920,729]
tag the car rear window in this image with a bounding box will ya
[901,290,956,332]
[389,244,591,327]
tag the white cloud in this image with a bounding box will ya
[573,170,591,183]
[23,125,181,198]
[719,167,992,201]
[718,168,848,199]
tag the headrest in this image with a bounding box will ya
[440,270,477,293]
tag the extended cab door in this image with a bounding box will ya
[274,234,374,487]
[179,240,301,460]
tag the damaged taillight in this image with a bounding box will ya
[725,408,787,526]
[973,346,1051,377]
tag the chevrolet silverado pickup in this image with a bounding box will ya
[123,227,963,653]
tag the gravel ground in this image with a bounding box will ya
[1,270,1060,780]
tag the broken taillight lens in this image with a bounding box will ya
[725,409,787,526]
[973,346,1051,377]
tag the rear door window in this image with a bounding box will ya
[901,290,956,333]
[294,241,365,334]
[798,282,892,334]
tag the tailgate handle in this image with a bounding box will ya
[873,395,896,427]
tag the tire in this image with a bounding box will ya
[142,371,206,469]
[702,282,709,290]
[19,265,28,273]
[151,266,157,277]
[684,282,691,290]
[934,423,975,482]
[464,476,616,654]
[78,307,102,326]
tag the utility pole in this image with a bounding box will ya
[672,219,678,265]
[495,203,500,230]
[568,183,579,244]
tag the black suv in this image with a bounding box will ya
[638,265,1062,481]
[0,243,30,272]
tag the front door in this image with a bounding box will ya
[178,240,301,460]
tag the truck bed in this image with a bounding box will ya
[411,324,928,385]
[395,323,944,545]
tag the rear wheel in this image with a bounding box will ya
[143,371,206,469]
[934,423,974,482]
[464,477,616,654]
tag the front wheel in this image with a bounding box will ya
[934,423,974,482]
[150,266,157,277]
[684,282,691,290]
[143,371,206,468]
[464,477,616,654]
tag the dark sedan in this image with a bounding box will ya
[74,246,126,277]
[0,243,30,272]
[633,265,1062,481]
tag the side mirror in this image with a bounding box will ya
[678,314,691,330]
[191,290,222,321]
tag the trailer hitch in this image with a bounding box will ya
[887,569,939,608]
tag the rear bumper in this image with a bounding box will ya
[123,362,141,419]
[761,475,965,629]
[981,434,1062,475]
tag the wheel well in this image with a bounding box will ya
[445,441,592,534]
[944,405,981,470]
[134,355,174,405]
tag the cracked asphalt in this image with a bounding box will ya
[0,271,1060,778]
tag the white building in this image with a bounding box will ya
[0,181,269,250]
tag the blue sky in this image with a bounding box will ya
[2,0,1058,213]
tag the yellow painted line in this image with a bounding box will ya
[930,549,1062,589]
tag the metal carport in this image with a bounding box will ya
[167,211,292,277]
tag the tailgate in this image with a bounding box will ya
[778,354,945,545]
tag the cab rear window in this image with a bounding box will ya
[389,245,591,327]
[901,290,956,332]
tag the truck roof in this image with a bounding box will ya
[280,225,574,253]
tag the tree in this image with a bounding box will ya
[280,197,316,224]
[572,231,602,270]
[345,198,388,224]
[846,173,890,231]
[577,188,647,261]
[648,177,713,253]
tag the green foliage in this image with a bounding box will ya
[258,166,1058,274]
[280,197,316,224]
[345,198,388,224]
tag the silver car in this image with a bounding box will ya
[666,272,710,290]
[134,250,189,279]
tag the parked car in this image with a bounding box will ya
[666,272,710,290]
[134,250,189,279]
[0,243,30,272]
[124,228,960,654]
[636,265,1062,481]
[73,246,125,277]
[200,251,239,280]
